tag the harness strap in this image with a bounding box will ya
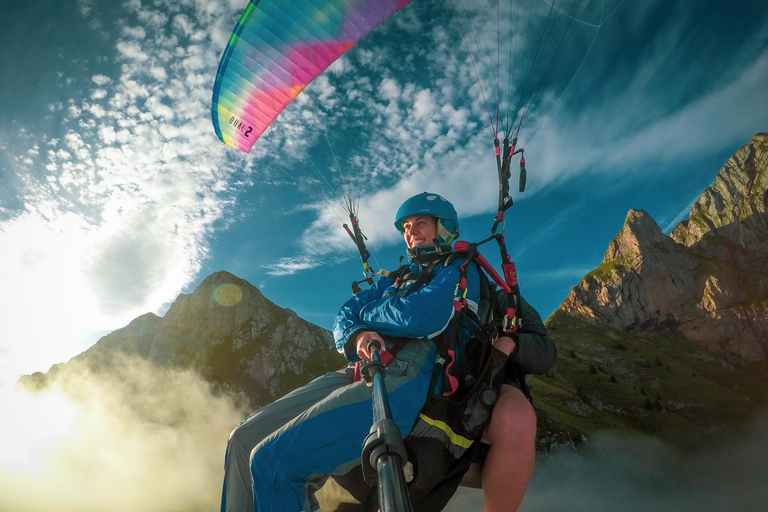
[454,241,519,334]
[427,313,462,396]
[451,243,477,313]
[442,349,459,396]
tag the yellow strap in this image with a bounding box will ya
[417,414,475,449]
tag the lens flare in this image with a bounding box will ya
[213,283,243,306]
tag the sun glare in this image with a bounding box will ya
[0,387,78,475]
[0,209,176,385]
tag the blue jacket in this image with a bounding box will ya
[333,257,481,362]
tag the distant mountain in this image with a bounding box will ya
[534,132,768,450]
[560,132,768,362]
[21,271,345,409]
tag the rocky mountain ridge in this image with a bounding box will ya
[560,132,768,362]
[24,271,344,408]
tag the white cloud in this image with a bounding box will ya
[76,0,94,17]
[661,195,699,235]
[98,125,117,144]
[135,7,169,31]
[264,257,320,276]
[449,417,768,512]
[379,77,401,101]
[145,96,175,120]
[149,65,167,81]
[0,0,246,384]
[91,74,111,86]
[525,46,768,193]
[618,49,768,162]
[115,40,148,61]
[0,211,100,378]
[173,13,195,37]
[413,88,436,120]
[121,25,147,40]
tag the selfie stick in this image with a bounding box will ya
[360,341,413,512]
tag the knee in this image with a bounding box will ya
[227,415,261,458]
[228,423,240,443]
[250,442,284,489]
[249,443,270,481]
[228,418,250,445]
[486,387,536,446]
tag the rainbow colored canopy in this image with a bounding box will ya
[212,0,413,153]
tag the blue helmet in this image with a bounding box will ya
[394,192,459,244]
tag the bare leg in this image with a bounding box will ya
[480,383,537,512]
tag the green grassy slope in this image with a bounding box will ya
[531,311,768,452]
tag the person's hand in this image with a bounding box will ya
[495,335,517,356]
[354,331,386,361]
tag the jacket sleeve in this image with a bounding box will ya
[332,276,393,359]
[509,295,557,375]
[333,260,480,361]
[359,261,479,340]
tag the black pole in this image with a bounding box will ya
[360,342,413,512]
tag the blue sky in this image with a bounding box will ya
[1,0,768,387]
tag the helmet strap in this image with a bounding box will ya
[436,219,458,244]
[407,242,453,266]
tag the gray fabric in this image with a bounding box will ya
[222,369,353,512]
[222,339,435,512]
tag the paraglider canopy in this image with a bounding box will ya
[212,0,415,153]
[210,0,622,279]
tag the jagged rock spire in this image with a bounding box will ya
[560,132,768,362]
[671,132,768,252]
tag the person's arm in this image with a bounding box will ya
[505,295,557,375]
[332,276,392,360]
[357,260,480,340]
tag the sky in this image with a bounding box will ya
[1,0,767,509]
[2,0,767,386]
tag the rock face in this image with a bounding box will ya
[560,132,768,362]
[36,271,344,407]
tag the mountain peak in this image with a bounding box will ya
[560,132,768,362]
[604,209,668,263]
[27,272,344,407]
[157,271,275,363]
[671,132,768,252]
